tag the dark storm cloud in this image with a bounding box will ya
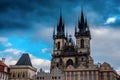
[0,0,120,31]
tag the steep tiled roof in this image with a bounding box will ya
[16,53,32,67]
[0,61,8,67]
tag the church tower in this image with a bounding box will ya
[51,13,67,71]
[41,9,119,80]
[75,10,91,54]
[51,10,93,71]
[75,10,92,66]
[53,13,67,54]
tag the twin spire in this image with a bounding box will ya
[53,10,90,39]
[53,12,66,39]
[75,10,90,38]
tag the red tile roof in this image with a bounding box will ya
[0,61,8,67]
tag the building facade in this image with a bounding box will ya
[0,58,9,80]
[49,10,118,80]
[9,53,37,80]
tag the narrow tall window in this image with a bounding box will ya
[57,42,60,50]
[75,72,78,80]
[89,71,92,80]
[94,71,96,80]
[66,59,73,67]
[101,72,104,80]
[107,72,110,80]
[80,39,84,48]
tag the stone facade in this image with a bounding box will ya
[9,53,37,80]
[0,58,9,80]
[36,10,119,80]
[9,65,36,80]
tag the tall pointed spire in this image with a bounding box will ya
[81,9,85,25]
[75,25,77,33]
[66,31,68,40]
[53,26,56,39]
[56,11,65,38]
[85,18,88,31]
[59,12,63,25]
[75,8,91,38]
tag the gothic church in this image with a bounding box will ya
[49,10,118,80]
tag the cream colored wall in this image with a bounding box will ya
[28,68,36,79]
[62,57,75,65]
[0,72,8,80]
[9,65,36,80]
[54,39,66,51]
[76,37,90,48]
[76,37,90,53]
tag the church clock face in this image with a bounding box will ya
[68,42,72,46]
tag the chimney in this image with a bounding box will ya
[2,58,5,63]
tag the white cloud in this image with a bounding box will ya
[67,27,120,72]
[0,37,7,42]
[1,27,119,73]
[3,48,24,55]
[105,17,116,24]
[31,24,53,43]
[0,37,12,47]
[91,27,120,70]
[29,54,50,72]
[5,57,17,65]
[41,48,51,53]
[1,53,50,72]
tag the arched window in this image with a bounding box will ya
[18,73,20,78]
[66,59,73,67]
[81,57,84,61]
[60,58,62,65]
[56,63,59,67]
[80,39,84,48]
[12,72,15,78]
[23,72,25,78]
[57,42,60,50]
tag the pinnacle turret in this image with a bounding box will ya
[75,10,91,38]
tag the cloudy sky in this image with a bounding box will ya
[0,0,120,73]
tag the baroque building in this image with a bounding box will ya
[9,53,37,80]
[49,10,118,80]
[0,58,9,80]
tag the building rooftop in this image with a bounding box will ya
[16,53,33,67]
[0,61,8,67]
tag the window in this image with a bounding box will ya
[18,73,20,78]
[89,71,92,80]
[94,71,96,80]
[75,72,78,80]
[55,76,57,79]
[71,72,74,80]
[56,63,59,67]
[81,57,84,61]
[101,72,104,80]
[60,58,62,65]
[80,39,84,48]
[23,72,25,78]
[57,42,60,50]
[80,71,83,76]
[107,72,110,80]
[84,71,87,80]
[67,72,70,80]
[13,73,15,78]
[58,76,61,79]
[66,59,73,67]
[80,71,83,80]
[37,77,39,79]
